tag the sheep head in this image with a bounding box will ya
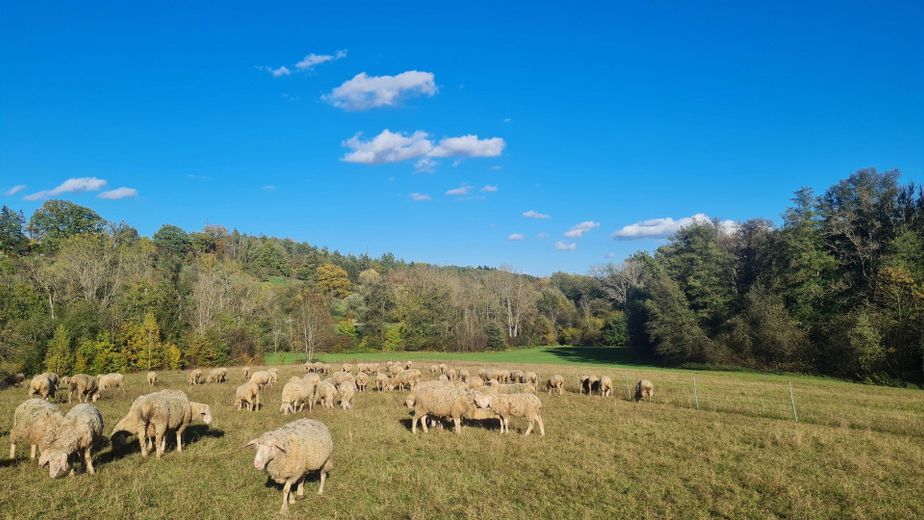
[473,393,493,409]
[39,449,69,478]
[243,437,286,470]
[193,403,213,425]
[405,395,416,408]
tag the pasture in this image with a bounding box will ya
[1,350,922,519]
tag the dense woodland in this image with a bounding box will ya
[1,168,922,385]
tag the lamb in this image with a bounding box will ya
[546,375,565,395]
[243,418,333,513]
[206,367,228,384]
[394,369,421,390]
[281,377,315,414]
[524,371,538,385]
[250,370,272,390]
[354,372,370,392]
[39,404,105,477]
[474,393,545,436]
[338,382,355,410]
[29,373,57,400]
[111,389,213,458]
[147,371,158,387]
[315,380,337,409]
[405,386,479,434]
[374,373,392,392]
[242,366,251,380]
[635,380,654,402]
[68,374,99,403]
[98,373,125,395]
[187,369,204,385]
[599,376,613,397]
[9,398,64,461]
[236,381,262,412]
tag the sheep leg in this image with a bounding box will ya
[139,428,149,457]
[9,443,15,460]
[411,415,418,434]
[280,480,292,512]
[524,417,534,436]
[30,444,36,459]
[176,428,184,452]
[296,477,305,496]
[536,414,545,436]
[421,414,430,434]
[84,447,95,474]
[453,417,462,435]
[318,470,327,494]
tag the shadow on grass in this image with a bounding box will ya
[546,346,657,367]
[99,426,225,464]
[399,416,502,433]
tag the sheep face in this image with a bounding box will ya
[405,395,416,408]
[245,440,284,471]
[199,406,214,425]
[473,393,493,409]
[39,449,69,478]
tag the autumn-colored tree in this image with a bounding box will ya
[123,312,163,370]
[316,263,352,298]
[44,324,74,375]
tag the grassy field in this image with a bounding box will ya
[1,351,922,519]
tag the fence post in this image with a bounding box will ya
[624,371,631,400]
[693,375,699,410]
[788,382,799,422]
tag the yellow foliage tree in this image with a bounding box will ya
[316,263,352,298]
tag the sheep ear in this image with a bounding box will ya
[242,439,258,449]
[273,442,287,453]
[38,452,49,466]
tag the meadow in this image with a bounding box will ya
[1,348,922,519]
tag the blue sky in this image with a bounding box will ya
[1,1,922,275]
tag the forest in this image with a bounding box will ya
[1,168,921,385]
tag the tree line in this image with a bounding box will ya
[1,168,921,385]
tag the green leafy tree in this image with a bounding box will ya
[27,200,105,253]
[0,206,29,255]
[44,324,74,375]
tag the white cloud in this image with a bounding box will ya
[522,210,550,219]
[409,192,432,201]
[257,65,291,78]
[4,184,26,196]
[296,49,347,70]
[325,71,437,110]
[24,177,107,200]
[508,233,525,241]
[612,213,738,239]
[341,129,505,168]
[98,187,138,200]
[481,185,498,193]
[445,185,471,196]
[564,220,600,238]
[554,241,576,251]
[261,185,276,191]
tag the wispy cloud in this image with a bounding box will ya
[445,185,471,196]
[481,185,498,193]
[296,49,347,70]
[24,177,107,200]
[554,241,577,251]
[508,233,526,241]
[257,65,291,78]
[522,210,550,219]
[261,185,276,191]
[98,187,138,200]
[409,192,432,201]
[4,184,26,196]
[342,129,505,169]
[564,220,600,238]
[612,213,737,239]
[325,71,437,110]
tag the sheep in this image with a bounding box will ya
[588,375,601,395]
[404,361,413,370]
[355,372,370,392]
[29,373,57,400]
[599,376,613,397]
[478,368,489,382]
[388,364,402,376]
[635,380,654,402]
[302,372,321,387]
[68,374,99,403]
[111,390,212,458]
[206,367,228,384]
[9,398,64,461]
[447,368,459,381]
[243,418,333,513]
[510,370,525,383]
[303,362,313,372]
[98,373,125,395]
[250,371,272,390]
[281,377,315,414]
[316,363,330,375]
[39,403,105,477]
[341,363,353,373]
[466,377,484,390]
[338,382,355,410]
[405,386,480,434]
[579,375,591,394]
[524,371,538,385]
[1,372,26,389]
[429,364,440,376]
[488,382,536,394]
[438,363,448,375]
[394,369,421,390]
[187,369,204,385]
[374,373,392,392]
[474,393,545,436]
[147,371,158,387]
[459,368,470,382]
[242,366,251,380]
[315,380,337,409]
[267,368,279,387]
[492,369,511,383]
[332,371,355,387]
[546,375,565,395]
[236,381,262,412]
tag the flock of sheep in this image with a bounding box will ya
[5,361,655,513]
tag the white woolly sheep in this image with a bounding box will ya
[489,382,536,394]
[68,374,99,403]
[242,366,251,380]
[394,369,421,390]
[147,371,157,387]
[111,390,212,458]
[405,386,479,434]
[341,363,353,373]
[29,373,57,400]
[429,364,439,375]
[338,382,355,410]
[39,403,104,477]
[250,370,272,390]
[98,373,125,395]
[474,392,545,436]
[236,381,262,412]
[9,398,64,461]
[187,369,204,385]
[267,368,279,387]
[599,376,613,397]
[635,380,654,402]
[478,368,489,382]
[459,368,470,382]
[438,363,448,375]
[354,372,370,392]
[302,372,321,386]
[207,367,228,383]
[510,370,525,383]
[447,368,459,381]
[244,418,333,513]
[315,380,336,409]
[388,364,402,376]
[546,375,565,395]
[524,371,538,385]
[374,373,392,391]
[332,371,355,387]
[281,377,315,414]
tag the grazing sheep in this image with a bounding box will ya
[316,363,330,375]
[315,380,336,409]
[338,382,355,410]
[492,369,511,383]
[303,362,313,372]
[478,368,489,382]
[429,364,440,376]
[2,372,26,389]
[250,371,272,390]
[206,367,228,384]
[355,372,370,392]
[242,366,251,380]
[388,364,402,376]
[635,380,654,402]
[236,381,261,412]
[341,363,353,373]
[29,373,57,400]
[187,369,204,386]
[374,373,392,392]
[588,375,602,395]
[39,404,105,477]
[147,371,157,387]
[394,369,421,390]
[404,361,413,370]
[281,377,315,414]
[524,371,538,385]
[9,398,64,461]
[438,363,448,375]
[98,373,125,395]
[474,392,545,436]
[599,376,613,397]
[267,368,279,387]
[466,377,484,389]
[447,368,459,381]
[510,370,525,383]
[488,382,536,394]
[332,371,355,387]
[405,386,479,434]
[244,418,333,513]
[68,374,99,403]
[579,375,591,394]
[459,368,470,382]
[546,375,565,395]
[111,390,212,458]
[302,373,321,387]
